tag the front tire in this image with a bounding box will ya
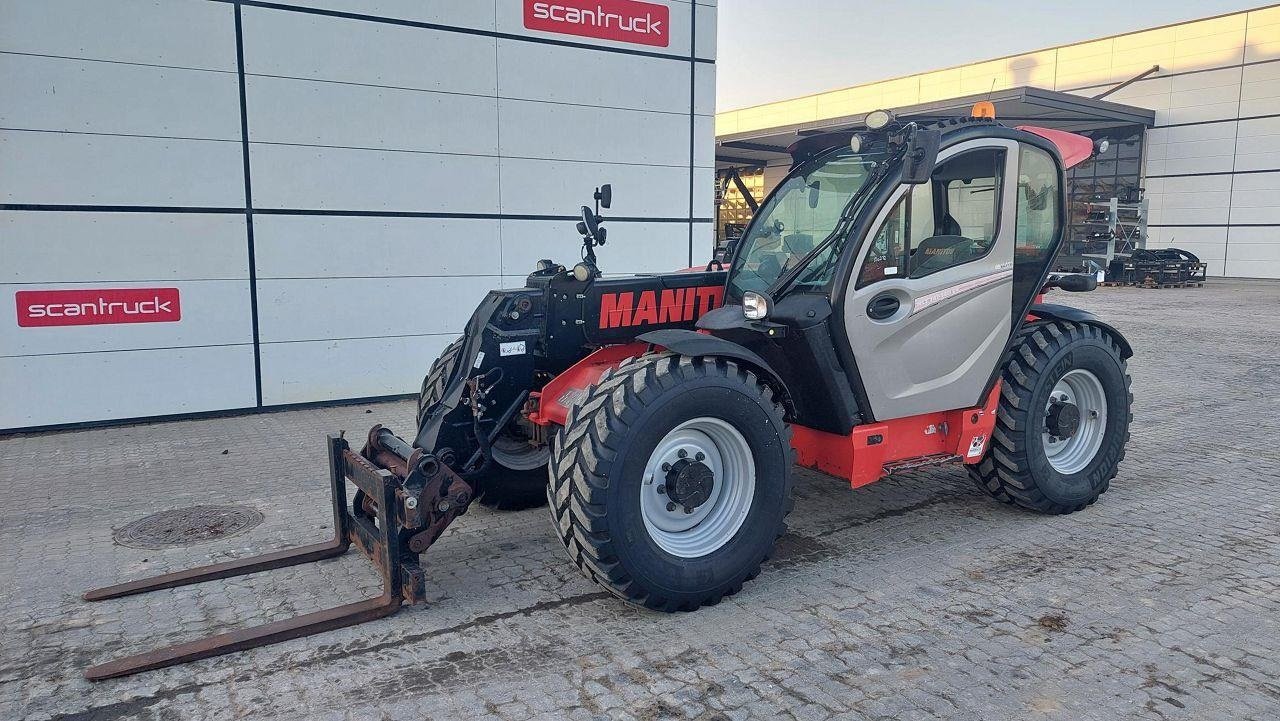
[548,353,793,612]
[969,320,1133,514]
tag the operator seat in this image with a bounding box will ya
[903,210,969,275]
[909,234,972,276]
[939,213,963,237]
[782,232,815,256]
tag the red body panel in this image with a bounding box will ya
[1016,126,1094,169]
[1026,292,1048,322]
[792,383,1002,488]
[530,340,1004,491]
[529,342,650,426]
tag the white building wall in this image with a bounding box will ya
[0,0,717,429]
[717,4,1280,281]
[1055,7,1280,280]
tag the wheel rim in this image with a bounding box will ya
[1042,369,1108,474]
[639,417,756,559]
[489,433,550,471]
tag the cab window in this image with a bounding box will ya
[857,147,1006,287]
[727,143,889,298]
[1014,145,1060,265]
[857,182,931,286]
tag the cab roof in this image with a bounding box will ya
[787,119,1095,171]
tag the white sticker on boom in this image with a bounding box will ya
[967,435,987,458]
[500,341,527,357]
[472,351,485,369]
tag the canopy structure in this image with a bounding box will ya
[715,86,1157,170]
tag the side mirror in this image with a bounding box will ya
[580,205,600,239]
[902,129,941,184]
[595,184,612,209]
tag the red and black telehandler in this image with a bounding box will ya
[83,106,1133,680]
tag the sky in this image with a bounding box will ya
[716,0,1267,111]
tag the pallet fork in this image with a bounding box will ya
[83,427,471,681]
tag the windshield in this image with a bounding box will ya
[727,143,891,299]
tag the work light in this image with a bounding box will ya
[742,291,770,320]
[864,109,894,130]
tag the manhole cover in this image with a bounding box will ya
[113,505,264,549]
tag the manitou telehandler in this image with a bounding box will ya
[83,106,1133,680]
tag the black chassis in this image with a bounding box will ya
[412,262,727,474]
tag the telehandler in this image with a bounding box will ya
[83,106,1132,680]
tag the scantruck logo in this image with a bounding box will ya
[525,0,669,47]
[16,288,181,327]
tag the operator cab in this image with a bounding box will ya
[707,106,1095,433]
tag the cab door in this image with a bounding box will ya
[841,139,1018,421]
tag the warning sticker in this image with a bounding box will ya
[500,341,526,357]
[472,351,485,369]
[967,435,987,458]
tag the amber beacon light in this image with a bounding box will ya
[971,100,996,119]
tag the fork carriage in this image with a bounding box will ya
[83,429,465,680]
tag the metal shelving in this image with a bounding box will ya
[1078,196,1148,273]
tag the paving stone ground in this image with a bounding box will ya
[2,280,1279,721]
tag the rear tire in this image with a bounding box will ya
[969,320,1132,514]
[417,337,548,511]
[548,353,793,611]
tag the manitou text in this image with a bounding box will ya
[598,286,724,329]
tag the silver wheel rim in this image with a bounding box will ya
[489,433,550,471]
[640,417,756,559]
[1043,369,1108,474]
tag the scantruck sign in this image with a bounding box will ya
[16,288,181,327]
[524,0,670,47]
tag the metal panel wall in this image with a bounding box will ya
[1081,7,1280,279]
[1,0,717,429]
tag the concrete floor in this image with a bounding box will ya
[2,279,1278,721]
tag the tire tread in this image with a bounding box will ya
[547,352,794,612]
[968,320,1133,514]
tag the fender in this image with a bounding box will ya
[637,328,794,414]
[1029,303,1133,359]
